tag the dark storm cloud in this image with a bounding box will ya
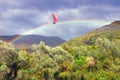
[19,0,84,11]
[18,0,120,11]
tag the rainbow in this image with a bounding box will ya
[9,20,110,43]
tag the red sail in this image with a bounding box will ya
[52,13,58,24]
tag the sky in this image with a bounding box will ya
[0,0,120,40]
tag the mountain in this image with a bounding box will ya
[0,35,65,48]
[61,21,120,48]
[93,21,120,33]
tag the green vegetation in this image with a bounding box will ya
[0,22,120,80]
[0,41,74,80]
[61,29,120,80]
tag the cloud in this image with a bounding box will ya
[0,0,120,40]
[0,0,22,11]
[23,21,107,40]
[51,5,120,22]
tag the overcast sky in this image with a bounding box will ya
[0,0,120,40]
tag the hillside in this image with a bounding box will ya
[0,35,65,48]
[60,21,120,79]
[61,21,120,48]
